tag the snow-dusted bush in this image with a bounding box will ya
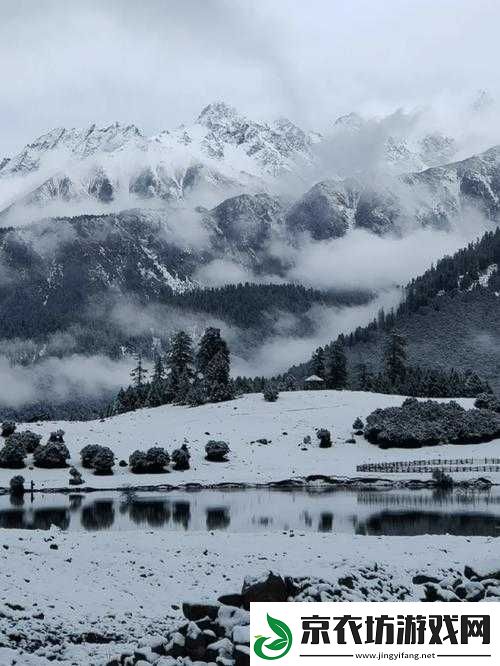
[80,444,102,468]
[0,441,26,468]
[171,444,190,470]
[474,393,500,412]
[33,442,70,468]
[92,447,115,475]
[69,467,83,485]
[9,475,25,495]
[316,428,332,448]
[263,384,279,402]
[365,398,500,448]
[1,421,16,438]
[6,430,42,454]
[205,440,230,461]
[352,417,364,434]
[129,447,170,473]
[48,429,65,444]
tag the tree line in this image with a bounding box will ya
[239,330,491,399]
[110,327,234,414]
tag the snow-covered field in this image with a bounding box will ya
[0,528,498,665]
[2,390,500,491]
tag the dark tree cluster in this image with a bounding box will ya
[290,329,491,400]
[365,397,500,448]
[111,327,234,415]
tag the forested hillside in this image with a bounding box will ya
[291,228,500,392]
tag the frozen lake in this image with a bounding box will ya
[1,486,499,536]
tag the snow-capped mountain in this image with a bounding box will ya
[285,144,500,239]
[0,103,317,222]
[327,110,458,175]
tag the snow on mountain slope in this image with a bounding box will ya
[0,103,317,221]
[3,390,499,491]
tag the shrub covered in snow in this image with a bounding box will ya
[205,440,230,461]
[80,444,102,468]
[263,384,279,402]
[33,442,70,468]
[92,447,115,475]
[48,429,65,444]
[365,398,500,448]
[129,447,170,473]
[1,421,16,438]
[6,430,42,454]
[352,417,364,434]
[474,393,500,412]
[0,441,26,468]
[316,428,332,448]
[69,467,84,485]
[9,475,25,495]
[171,443,191,470]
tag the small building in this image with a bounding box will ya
[304,374,325,390]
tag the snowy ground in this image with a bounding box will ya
[1,390,499,491]
[0,527,498,665]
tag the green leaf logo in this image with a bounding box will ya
[253,614,293,660]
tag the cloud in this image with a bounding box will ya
[0,0,500,155]
[231,289,401,377]
[286,220,494,292]
[0,354,131,408]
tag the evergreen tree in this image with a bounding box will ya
[383,330,407,386]
[196,327,233,403]
[146,354,168,407]
[205,351,234,402]
[196,327,229,374]
[325,341,348,389]
[130,353,148,388]
[355,363,371,391]
[310,346,325,378]
[167,331,194,398]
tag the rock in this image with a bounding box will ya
[218,593,243,607]
[338,575,356,589]
[185,621,208,660]
[412,574,441,585]
[235,644,251,666]
[232,625,250,644]
[182,602,219,621]
[241,572,290,608]
[455,582,485,601]
[422,584,460,602]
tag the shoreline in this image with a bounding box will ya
[0,474,496,495]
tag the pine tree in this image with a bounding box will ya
[205,351,233,402]
[325,341,348,389]
[130,353,148,388]
[146,354,168,407]
[167,331,194,398]
[355,363,371,391]
[196,327,229,374]
[310,347,325,378]
[196,328,233,403]
[383,330,407,386]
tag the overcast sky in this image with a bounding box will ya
[1,0,499,153]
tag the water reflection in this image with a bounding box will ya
[0,487,498,536]
[206,507,230,530]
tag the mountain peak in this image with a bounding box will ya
[196,102,241,129]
